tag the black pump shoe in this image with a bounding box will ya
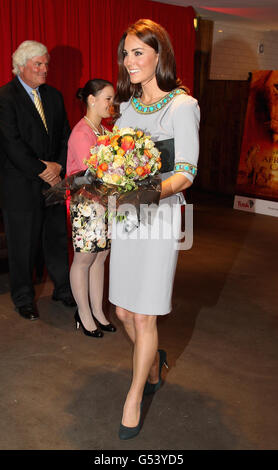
[119,402,143,440]
[74,310,103,338]
[92,314,117,332]
[143,349,168,396]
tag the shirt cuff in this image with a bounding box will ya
[174,162,197,182]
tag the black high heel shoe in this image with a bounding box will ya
[92,314,117,332]
[143,349,168,396]
[119,402,143,440]
[74,310,103,338]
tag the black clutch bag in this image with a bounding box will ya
[155,138,175,173]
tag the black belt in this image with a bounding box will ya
[155,138,175,173]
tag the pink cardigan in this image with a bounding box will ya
[66,118,98,176]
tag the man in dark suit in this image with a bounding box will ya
[0,40,75,320]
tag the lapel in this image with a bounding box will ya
[39,84,53,138]
[13,77,49,137]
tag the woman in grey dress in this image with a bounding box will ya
[109,19,200,439]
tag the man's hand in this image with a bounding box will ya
[48,175,62,187]
[39,161,62,184]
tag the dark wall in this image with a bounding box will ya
[195,79,250,195]
[193,18,250,196]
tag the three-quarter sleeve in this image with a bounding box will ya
[171,95,200,183]
[67,126,97,176]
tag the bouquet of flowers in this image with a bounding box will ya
[43,127,162,219]
[84,126,161,191]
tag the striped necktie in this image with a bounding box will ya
[31,89,48,132]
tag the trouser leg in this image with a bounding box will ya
[3,208,42,307]
[43,204,71,296]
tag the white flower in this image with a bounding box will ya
[100,146,112,160]
[95,204,106,217]
[75,237,84,248]
[151,147,160,158]
[113,157,124,169]
[102,173,114,184]
[80,205,92,217]
[85,227,96,239]
[90,145,98,154]
[94,226,103,238]
[144,138,154,150]
[77,229,86,238]
[73,218,82,228]
[119,127,136,136]
[135,139,144,148]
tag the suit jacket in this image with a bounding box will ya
[0,77,70,210]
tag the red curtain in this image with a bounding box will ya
[0,0,196,128]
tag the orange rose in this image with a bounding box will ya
[144,149,153,159]
[116,148,125,157]
[99,162,108,171]
[110,135,120,147]
[96,168,103,178]
[135,166,144,176]
[97,135,110,146]
[143,163,151,174]
[121,135,135,152]
[88,154,98,168]
[136,130,144,138]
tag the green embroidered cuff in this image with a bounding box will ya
[174,162,197,177]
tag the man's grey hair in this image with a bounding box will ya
[12,40,48,75]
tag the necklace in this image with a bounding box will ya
[131,88,187,114]
[84,116,104,135]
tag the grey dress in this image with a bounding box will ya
[109,91,200,315]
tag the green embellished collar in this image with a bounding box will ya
[131,88,187,114]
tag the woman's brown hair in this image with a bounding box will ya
[76,78,113,105]
[113,19,188,120]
